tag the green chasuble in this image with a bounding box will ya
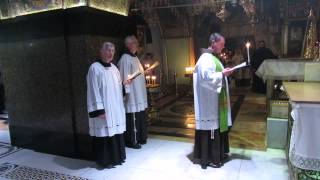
[211,55,229,133]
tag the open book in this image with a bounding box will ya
[230,62,249,71]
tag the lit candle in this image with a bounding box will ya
[146,75,150,85]
[185,67,194,74]
[151,76,156,85]
[246,42,251,64]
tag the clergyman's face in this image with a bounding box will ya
[101,47,115,62]
[212,38,225,54]
[126,38,139,53]
[259,42,265,48]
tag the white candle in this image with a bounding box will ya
[151,76,156,85]
[146,75,150,85]
[246,42,251,64]
[185,67,194,74]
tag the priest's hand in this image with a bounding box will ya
[98,114,106,119]
[222,68,234,77]
[123,79,132,85]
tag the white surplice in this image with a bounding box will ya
[118,54,148,113]
[193,53,232,131]
[290,102,320,171]
[86,62,126,137]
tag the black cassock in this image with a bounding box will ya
[92,134,126,168]
[251,47,277,93]
[194,129,230,169]
[125,111,148,147]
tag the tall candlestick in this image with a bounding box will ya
[246,42,251,64]
[146,75,150,85]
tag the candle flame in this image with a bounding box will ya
[185,66,195,74]
[246,42,251,48]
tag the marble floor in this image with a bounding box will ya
[149,86,266,151]
[0,127,289,180]
[148,94,244,138]
[229,89,267,150]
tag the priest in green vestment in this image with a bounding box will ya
[193,33,234,169]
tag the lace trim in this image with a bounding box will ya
[290,148,320,171]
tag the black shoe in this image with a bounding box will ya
[201,164,207,169]
[139,140,147,145]
[208,162,222,168]
[126,143,141,149]
[96,164,114,170]
[223,153,231,163]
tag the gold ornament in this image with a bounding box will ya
[302,9,318,59]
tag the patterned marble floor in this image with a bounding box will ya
[149,87,266,151]
[0,130,288,180]
[148,94,244,138]
[229,89,267,151]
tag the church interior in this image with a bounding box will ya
[0,0,319,179]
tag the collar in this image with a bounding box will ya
[97,59,111,67]
[124,49,138,57]
[201,48,214,54]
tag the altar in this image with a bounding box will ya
[283,82,320,179]
[256,59,320,149]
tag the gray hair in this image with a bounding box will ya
[101,42,115,51]
[209,33,224,45]
[124,35,138,45]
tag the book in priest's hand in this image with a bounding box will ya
[230,62,249,71]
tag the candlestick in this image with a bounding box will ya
[151,76,156,85]
[146,75,150,85]
[246,42,251,64]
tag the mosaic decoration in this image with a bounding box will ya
[0,142,21,159]
[88,0,129,16]
[133,0,257,28]
[64,0,86,8]
[0,163,90,180]
[1,0,63,19]
[0,0,129,20]
[302,9,318,59]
